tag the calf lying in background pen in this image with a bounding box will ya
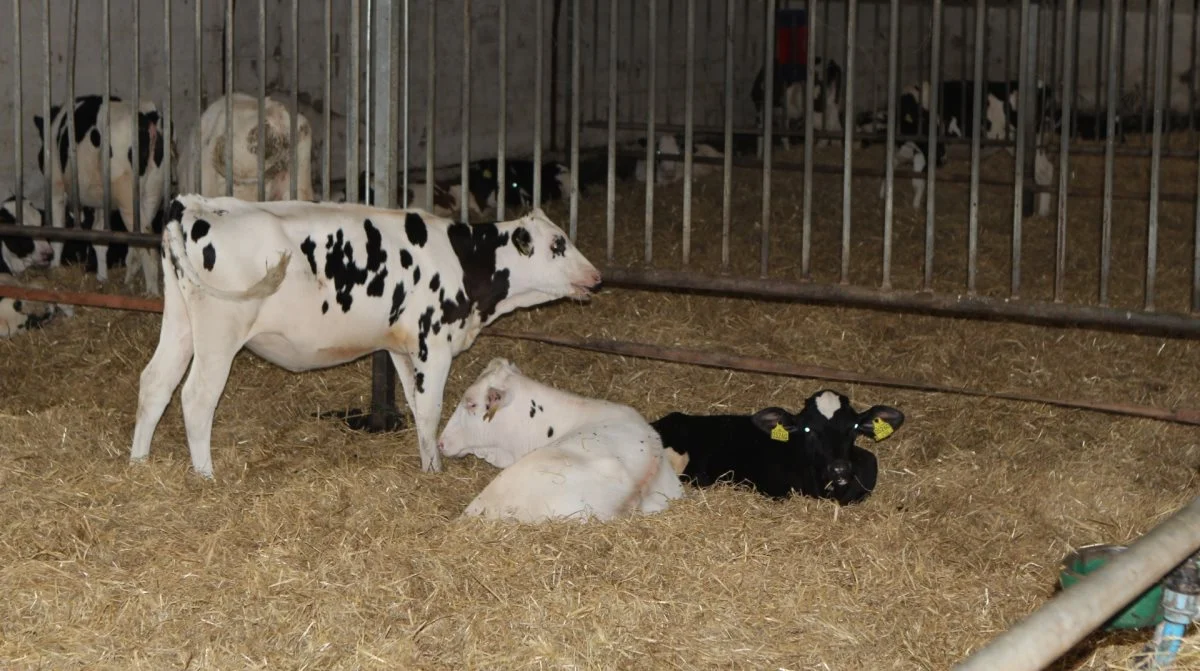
[438,358,684,522]
[0,198,71,337]
[651,390,904,505]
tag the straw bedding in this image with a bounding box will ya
[0,141,1198,669]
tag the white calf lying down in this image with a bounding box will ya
[179,93,315,202]
[0,274,72,337]
[131,196,601,478]
[438,359,684,522]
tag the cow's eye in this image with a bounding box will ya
[465,400,477,412]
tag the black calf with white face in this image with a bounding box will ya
[651,389,904,505]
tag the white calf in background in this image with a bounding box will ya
[438,358,685,523]
[179,93,315,202]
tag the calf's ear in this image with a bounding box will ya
[856,405,905,442]
[483,386,511,422]
[751,407,800,440]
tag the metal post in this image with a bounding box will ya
[257,0,267,202]
[1010,0,1033,298]
[11,0,21,224]
[721,0,734,269]
[224,0,234,197]
[881,0,898,291]
[323,0,332,201]
[131,0,141,232]
[924,0,942,292]
[1055,0,1077,304]
[425,0,435,210]
[67,0,81,231]
[841,0,858,285]
[761,0,776,278]
[290,0,298,200]
[606,0,617,261]
[967,0,985,295]
[497,0,508,220]
[163,0,172,209]
[682,0,695,265]
[193,0,200,198]
[460,0,471,223]
[1146,0,1169,312]
[801,0,818,279]
[533,0,544,208]
[1101,0,1120,306]
[347,0,361,203]
[644,0,656,264]
[568,0,581,240]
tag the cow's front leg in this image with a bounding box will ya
[410,350,450,473]
[138,199,162,296]
[910,151,928,210]
[49,187,67,268]
[389,351,418,424]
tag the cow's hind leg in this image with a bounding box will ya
[910,151,928,210]
[130,271,193,465]
[178,316,250,478]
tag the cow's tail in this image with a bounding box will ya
[164,205,290,302]
[618,452,664,518]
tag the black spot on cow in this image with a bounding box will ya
[51,96,105,170]
[321,300,329,314]
[413,267,421,286]
[551,235,567,258]
[431,321,441,335]
[404,212,428,247]
[127,147,133,165]
[417,306,436,362]
[323,229,370,312]
[442,222,512,326]
[388,282,407,326]
[366,268,388,297]
[512,226,534,257]
[300,236,318,274]
[429,273,440,292]
[547,427,554,438]
[190,219,210,243]
[89,128,101,147]
[415,372,425,394]
[0,207,35,265]
[137,109,163,175]
[400,249,413,268]
[167,198,186,224]
[363,219,387,271]
[201,243,216,271]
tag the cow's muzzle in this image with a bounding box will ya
[571,271,603,299]
[828,460,852,487]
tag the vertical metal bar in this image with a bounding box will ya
[1142,1,1152,138]
[643,0,656,264]
[1095,0,1105,121]
[1071,0,1081,141]
[224,0,234,197]
[11,0,21,225]
[569,0,581,240]
[369,0,398,432]
[1194,104,1200,312]
[967,0,985,295]
[1190,0,1198,147]
[102,0,113,221]
[364,0,373,204]
[881,0,898,291]
[605,0,617,262]
[163,0,172,209]
[533,0,544,208]
[1004,2,1012,141]
[665,0,675,124]
[801,0,817,279]
[66,0,80,231]
[682,0,695,265]
[590,0,599,121]
[497,0,507,220]
[960,0,969,130]
[1011,0,1032,299]
[323,0,332,201]
[131,0,141,232]
[923,0,942,292]
[1055,0,1076,304]
[1101,0,1119,306]
[193,0,200,198]
[841,0,857,285]
[290,0,299,200]
[257,0,267,202]
[402,0,410,206]
[721,0,734,269]
[1164,0,1175,149]
[1117,0,1127,139]
[347,0,361,203]
[41,0,50,226]
[460,0,470,223]
[761,0,776,278]
[425,0,435,210]
[1146,0,1168,312]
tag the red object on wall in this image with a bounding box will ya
[775,10,808,66]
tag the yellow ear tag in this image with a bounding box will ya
[483,405,499,422]
[903,114,914,124]
[482,169,493,178]
[770,424,790,442]
[872,417,894,442]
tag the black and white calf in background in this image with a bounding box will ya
[341,170,483,219]
[752,58,843,155]
[467,159,572,212]
[130,196,602,478]
[34,95,171,294]
[858,79,1055,214]
[651,389,905,505]
[438,358,685,522]
[0,198,71,337]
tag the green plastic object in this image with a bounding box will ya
[1059,544,1166,631]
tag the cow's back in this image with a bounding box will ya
[651,412,803,498]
